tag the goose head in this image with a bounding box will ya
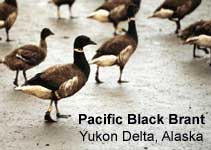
[41,28,54,40]
[74,35,96,50]
[132,0,141,7]
[5,0,17,6]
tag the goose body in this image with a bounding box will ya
[16,35,96,122]
[0,0,18,41]
[149,0,202,34]
[88,0,141,35]
[49,0,75,19]
[0,28,54,86]
[91,6,138,83]
[185,35,211,47]
[179,20,211,58]
[185,35,211,65]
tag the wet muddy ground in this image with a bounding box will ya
[0,0,211,149]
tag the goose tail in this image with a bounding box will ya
[0,58,5,64]
[15,85,53,100]
[184,37,199,45]
[87,10,109,22]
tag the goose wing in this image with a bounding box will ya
[0,3,16,20]
[155,0,189,12]
[14,45,45,65]
[25,64,87,91]
[93,35,135,59]
[109,4,128,22]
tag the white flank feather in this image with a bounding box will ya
[185,35,211,47]
[90,55,118,67]
[15,86,52,100]
[117,45,134,65]
[87,9,109,22]
[0,20,5,28]
[148,9,174,19]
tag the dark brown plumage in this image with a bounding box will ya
[0,28,54,86]
[88,0,141,35]
[16,35,96,122]
[179,20,211,58]
[149,0,202,34]
[0,0,18,41]
[49,0,75,19]
[91,5,138,83]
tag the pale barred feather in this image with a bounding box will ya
[87,9,110,22]
[90,55,117,67]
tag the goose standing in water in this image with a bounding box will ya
[49,0,75,19]
[0,28,54,86]
[16,36,96,122]
[148,0,202,34]
[87,0,141,35]
[90,5,138,83]
[179,20,211,58]
[0,0,18,41]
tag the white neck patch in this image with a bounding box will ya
[74,49,84,53]
[129,18,135,21]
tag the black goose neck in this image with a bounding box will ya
[127,19,138,42]
[73,50,90,79]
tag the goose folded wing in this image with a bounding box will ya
[155,0,188,12]
[0,4,16,20]
[16,45,44,65]
[109,4,127,21]
[96,36,133,57]
[26,64,85,91]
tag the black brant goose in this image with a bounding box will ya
[16,35,96,122]
[148,0,202,34]
[0,28,54,86]
[0,0,18,41]
[88,0,141,35]
[49,0,75,19]
[184,35,211,65]
[179,20,211,58]
[90,5,138,83]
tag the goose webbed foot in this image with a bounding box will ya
[13,80,18,87]
[0,37,2,40]
[96,79,103,84]
[70,16,77,19]
[44,111,56,123]
[193,55,201,58]
[56,113,71,119]
[118,80,129,84]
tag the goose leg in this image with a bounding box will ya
[54,100,71,119]
[174,20,181,34]
[13,70,19,86]
[118,66,128,83]
[23,71,27,81]
[95,66,103,84]
[193,44,201,58]
[57,6,61,19]
[197,46,209,54]
[6,29,11,42]
[113,23,118,36]
[69,6,76,19]
[44,100,56,122]
[209,48,211,67]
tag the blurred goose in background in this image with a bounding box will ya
[148,0,202,34]
[0,0,18,41]
[49,0,75,19]
[179,19,211,58]
[0,28,54,86]
[88,0,141,35]
[90,5,138,83]
[184,35,211,65]
[16,36,96,122]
